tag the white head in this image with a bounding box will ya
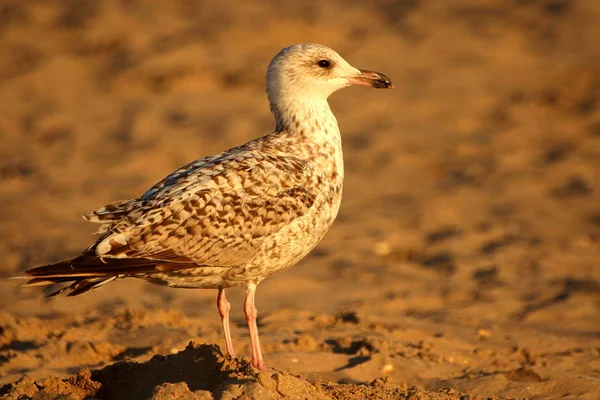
[266,43,393,109]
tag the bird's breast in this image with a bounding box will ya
[307,137,344,223]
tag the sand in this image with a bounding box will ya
[1,0,599,399]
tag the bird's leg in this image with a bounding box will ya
[217,288,236,358]
[244,283,266,370]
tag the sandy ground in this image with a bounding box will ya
[1,0,599,399]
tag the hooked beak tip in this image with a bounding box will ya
[349,69,394,89]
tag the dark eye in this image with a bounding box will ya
[317,59,331,68]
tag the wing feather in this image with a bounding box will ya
[84,144,317,269]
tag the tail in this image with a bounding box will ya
[21,255,193,297]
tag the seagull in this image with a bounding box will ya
[21,43,393,370]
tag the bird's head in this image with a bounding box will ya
[266,43,393,105]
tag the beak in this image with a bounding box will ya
[348,69,394,89]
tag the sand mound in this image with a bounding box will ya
[2,342,485,400]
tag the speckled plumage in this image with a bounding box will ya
[23,43,393,369]
[86,129,337,289]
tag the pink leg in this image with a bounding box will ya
[244,283,266,370]
[217,288,236,358]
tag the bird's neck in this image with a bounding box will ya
[270,97,344,186]
[271,98,339,139]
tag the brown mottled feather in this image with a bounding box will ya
[85,149,316,265]
[24,140,322,293]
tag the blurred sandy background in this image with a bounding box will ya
[1,0,599,399]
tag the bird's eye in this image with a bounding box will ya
[317,59,331,68]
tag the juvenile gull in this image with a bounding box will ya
[22,43,393,370]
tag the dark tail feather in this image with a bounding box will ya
[49,276,118,297]
[23,255,194,297]
[25,255,160,277]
